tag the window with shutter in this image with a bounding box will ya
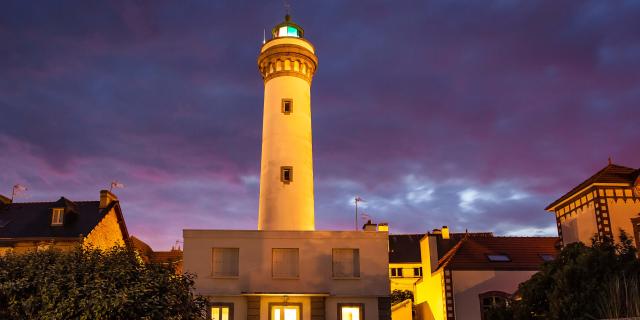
[332,248,360,278]
[272,248,299,278]
[212,248,239,277]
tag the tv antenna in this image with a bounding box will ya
[283,0,291,15]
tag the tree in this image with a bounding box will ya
[489,230,640,320]
[0,246,207,320]
[390,289,414,306]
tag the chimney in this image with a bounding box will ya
[99,190,118,209]
[442,226,450,239]
[377,222,389,232]
[362,220,377,231]
[0,194,11,205]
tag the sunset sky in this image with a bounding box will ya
[1,1,639,250]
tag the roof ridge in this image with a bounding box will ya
[6,200,99,204]
[435,234,468,271]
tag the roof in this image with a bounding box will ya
[0,197,120,240]
[546,163,640,210]
[130,236,182,265]
[440,236,560,271]
[389,232,494,263]
[389,234,423,263]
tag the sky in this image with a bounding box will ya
[1,1,639,250]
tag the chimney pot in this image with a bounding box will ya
[442,226,450,239]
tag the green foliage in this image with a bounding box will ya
[0,246,206,320]
[488,230,640,320]
[390,289,413,306]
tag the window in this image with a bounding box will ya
[390,268,403,277]
[413,267,422,277]
[282,99,293,114]
[479,291,511,320]
[281,166,293,183]
[486,254,510,262]
[540,254,555,262]
[270,303,301,320]
[332,248,360,278]
[272,248,299,278]
[212,248,239,277]
[210,303,233,320]
[338,303,364,320]
[51,208,64,226]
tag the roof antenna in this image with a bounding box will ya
[283,0,291,18]
[608,156,612,165]
[263,28,266,44]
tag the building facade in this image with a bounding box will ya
[183,15,390,320]
[413,229,558,320]
[546,163,640,247]
[0,190,129,255]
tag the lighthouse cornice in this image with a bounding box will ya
[258,43,318,85]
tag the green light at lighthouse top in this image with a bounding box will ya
[272,14,304,38]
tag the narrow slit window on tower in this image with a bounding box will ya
[281,98,293,114]
[281,166,293,183]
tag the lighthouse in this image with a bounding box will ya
[257,15,318,231]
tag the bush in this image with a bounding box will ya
[0,246,206,320]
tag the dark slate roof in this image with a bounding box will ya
[439,236,560,271]
[0,197,115,240]
[389,232,494,263]
[389,234,423,263]
[546,164,640,210]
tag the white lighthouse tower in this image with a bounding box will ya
[257,15,318,230]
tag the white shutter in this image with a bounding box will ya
[272,248,299,278]
[212,248,239,277]
[333,249,360,277]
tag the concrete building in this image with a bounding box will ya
[413,229,558,320]
[183,15,390,320]
[545,162,640,247]
[0,190,129,255]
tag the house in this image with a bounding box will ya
[183,14,390,320]
[545,163,640,247]
[389,234,424,294]
[413,229,559,320]
[0,190,129,255]
[130,236,183,274]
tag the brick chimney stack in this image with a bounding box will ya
[99,190,118,209]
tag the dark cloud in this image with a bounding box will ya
[1,0,639,249]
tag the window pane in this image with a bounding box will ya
[333,249,359,277]
[221,307,229,320]
[211,307,220,320]
[341,306,361,320]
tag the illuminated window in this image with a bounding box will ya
[390,268,403,277]
[338,303,363,320]
[272,248,299,278]
[332,248,360,278]
[282,99,293,114]
[479,291,511,320]
[278,25,301,37]
[210,303,233,320]
[486,254,510,262]
[212,248,239,277]
[270,303,301,320]
[51,208,64,226]
[281,167,293,183]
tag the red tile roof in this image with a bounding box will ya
[545,164,639,210]
[440,236,560,271]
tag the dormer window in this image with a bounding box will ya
[487,254,510,262]
[51,208,64,226]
